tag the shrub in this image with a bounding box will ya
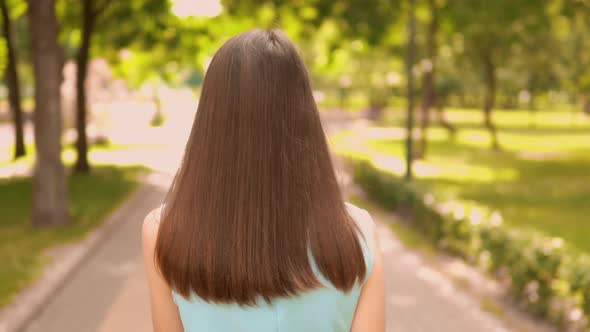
[351,159,590,330]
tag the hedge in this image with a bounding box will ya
[353,160,590,330]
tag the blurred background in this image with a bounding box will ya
[1,0,589,331]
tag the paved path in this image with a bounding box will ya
[378,220,508,332]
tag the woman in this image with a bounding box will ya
[142,29,385,332]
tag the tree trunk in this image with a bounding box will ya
[1,0,26,159]
[367,103,384,121]
[435,103,457,139]
[338,87,344,111]
[74,0,96,173]
[583,96,590,115]
[149,82,167,127]
[28,0,70,226]
[417,0,438,159]
[405,0,417,181]
[501,95,517,109]
[528,105,537,128]
[528,91,537,129]
[367,87,385,121]
[528,91,536,111]
[483,54,499,149]
[458,92,466,108]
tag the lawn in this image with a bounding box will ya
[332,109,590,253]
[0,165,147,306]
[0,142,167,166]
[382,107,587,130]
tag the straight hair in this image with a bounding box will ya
[155,29,366,305]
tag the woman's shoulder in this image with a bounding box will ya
[344,202,375,234]
[142,205,164,248]
[344,202,377,281]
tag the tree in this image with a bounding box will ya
[67,0,116,173]
[1,0,25,159]
[224,0,397,43]
[405,0,417,181]
[429,32,459,138]
[447,0,548,149]
[558,0,590,114]
[58,0,171,173]
[71,0,109,173]
[508,19,558,126]
[27,0,69,226]
[416,0,438,158]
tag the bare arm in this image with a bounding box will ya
[350,224,386,332]
[142,209,184,332]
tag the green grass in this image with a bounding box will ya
[334,109,590,253]
[0,142,167,167]
[0,165,147,306]
[382,107,586,130]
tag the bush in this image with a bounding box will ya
[352,159,590,330]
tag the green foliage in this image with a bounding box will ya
[56,0,199,87]
[352,159,590,329]
[557,3,590,95]
[0,0,27,75]
[445,0,548,58]
[223,0,400,46]
[565,257,590,319]
[17,0,584,111]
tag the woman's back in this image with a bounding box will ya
[142,29,385,332]
[169,203,376,332]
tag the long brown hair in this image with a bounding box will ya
[155,29,366,305]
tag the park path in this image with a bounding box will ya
[20,113,510,332]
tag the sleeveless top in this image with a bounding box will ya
[162,202,376,332]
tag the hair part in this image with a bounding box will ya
[155,29,366,305]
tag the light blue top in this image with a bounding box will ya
[170,203,376,332]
